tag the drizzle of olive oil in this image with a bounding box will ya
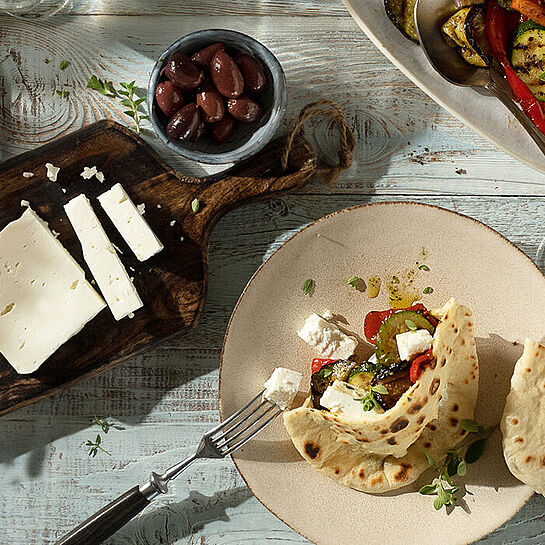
[367,276,381,298]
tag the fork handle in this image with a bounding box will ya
[486,80,545,157]
[55,486,149,545]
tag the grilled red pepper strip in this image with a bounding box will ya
[311,358,336,374]
[409,349,434,383]
[486,0,545,134]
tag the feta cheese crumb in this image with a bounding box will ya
[320,381,370,419]
[80,166,97,180]
[156,204,162,209]
[180,236,184,242]
[298,313,357,360]
[263,367,302,410]
[22,172,34,178]
[128,312,135,319]
[61,188,67,193]
[45,163,60,182]
[20,200,30,208]
[395,329,433,362]
[322,309,333,320]
[170,220,176,227]
[137,203,145,215]
[95,171,105,183]
[51,230,60,238]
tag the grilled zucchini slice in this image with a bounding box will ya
[512,24,545,102]
[385,0,418,43]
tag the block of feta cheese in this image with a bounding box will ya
[395,329,433,362]
[0,208,106,374]
[298,313,357,359]
[263,367,302,410]
[320,380,375,419]
[97,183,163,262]
[64,194,143,321]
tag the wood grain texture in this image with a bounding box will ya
[1,2,545,545]
[0,122,315,416]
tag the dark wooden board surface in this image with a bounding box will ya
[0,120,316,416]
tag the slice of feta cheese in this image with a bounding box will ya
[98,184,163,262]
[22,172,34,178]
[395,329,433,362]
[298,313,357,359]
[45,163,60,182]
[80,166,98,180]
[320,381,371,419]
[0,208,106,373]
[64,194,143,321]
[263,367,302,410]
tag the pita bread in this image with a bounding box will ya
[284,298,479,493]
[501,339,545,495]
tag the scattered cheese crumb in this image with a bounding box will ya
[156,204,162,209]
[20,200,30,207]
[180,236,184,242]
[52,230,60,238]
[45,163,60,182]
[128,312,135,319]
[80,166,98,179]
[322,309,333,320]
[170,220,176,227]
[137,203,145,215]
[22,172,34,178]
[61,188,67,193]
[129,266,135,272]
[112,243,123,255]
[96,171,105,183]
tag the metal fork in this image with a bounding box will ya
[57,390,282,545]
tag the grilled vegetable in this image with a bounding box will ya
[311,359,358,409]
[511,23,545,101]
[512,0,545,26]
[375,310,435,366]
[347,358,380,391]
[442,6,490,67]
[385,0,418,42]
[371,360,413,410]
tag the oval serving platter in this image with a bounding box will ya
[342,0,545,173]
[219,202,545,545]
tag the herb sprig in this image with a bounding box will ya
[87,75,116,97]
[301,279,314,296]
[355,384,388,411]
[347,276,361,290]
[419,419,491,510]
[117,81,149,134]
[86,434,111,457]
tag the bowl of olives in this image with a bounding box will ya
[147,29,287,164]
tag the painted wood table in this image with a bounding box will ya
[1,2,544,544]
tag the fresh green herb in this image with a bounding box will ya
[419,421,490,510]
[301,279,314,296]
[86,434,111,457]
[191,198,200,213]
[460,419,484,434]
[419,264,430,271]
[92,415,112,434]
[540,72,545,82]
[405,319,418,331]
[59,59,70,71]
[322,367,333,378]
[56,89,69,99]
[347,276,361,290]
[117,80,149,134]
[87,75,116,97]
[355,384,388,411]
[423,286,434,294]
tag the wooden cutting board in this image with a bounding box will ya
[0,120,316,416]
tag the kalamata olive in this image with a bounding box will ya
[234,53,267,93]
[155,81,184,117]
[166,103,201,141]
[211,50,244,98]
[211,114,235,143]
[164,53,203,91]
[196,81,224,123]
[227,95,261,123]
[191,42,225,68]
[190,121,207,142]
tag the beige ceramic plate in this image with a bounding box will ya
[219,202,545,545]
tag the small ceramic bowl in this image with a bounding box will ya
[147,29,288,165]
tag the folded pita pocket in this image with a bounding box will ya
[284,298,479,493]
[501,339,545,495]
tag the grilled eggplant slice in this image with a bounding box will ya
[371,360,412,410]
[441,6,490,67]
[511,24,545,102]
[385,0,418,43]
[311,359,358,409]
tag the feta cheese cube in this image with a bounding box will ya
[263,367,302,410]
[298,313,357,359]
[80,166,98,180]
[320,381,371,419]
[395,329,433,362]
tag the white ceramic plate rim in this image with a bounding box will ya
[219,201,539,545]
[342,0,545,174]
